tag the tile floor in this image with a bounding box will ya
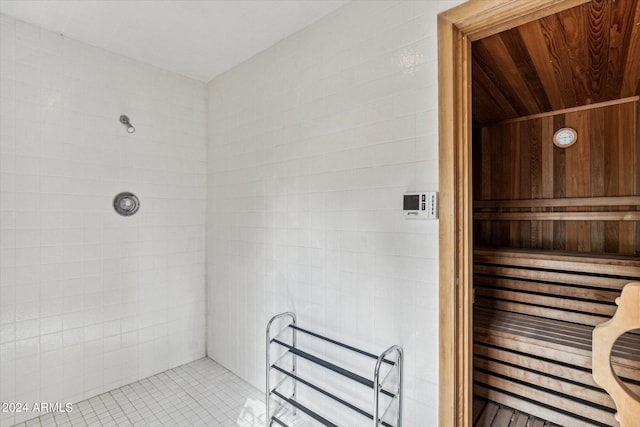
[11,358,267,427]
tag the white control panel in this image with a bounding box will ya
[403,192,438,219]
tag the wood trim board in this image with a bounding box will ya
[495,96,640,125]
[474,196,640,209]
[473,211,640,221]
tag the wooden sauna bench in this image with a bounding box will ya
[473,248,640,427]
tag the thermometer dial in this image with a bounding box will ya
[553,127,577,148]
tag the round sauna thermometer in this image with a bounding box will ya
[553,127,577,148]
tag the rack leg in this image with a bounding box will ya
[266,323,271,424]
[398,348,403,427]
[266,312,298,424]
[292,320,297,416]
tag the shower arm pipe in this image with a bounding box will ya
[119,115,135,133]
[374,345,403,427]
[266,312,297,424]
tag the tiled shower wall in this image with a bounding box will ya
[207,0,464,424]
[0,15,206,426]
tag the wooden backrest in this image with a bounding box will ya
[593,283,640,427]
[474,248,640,326]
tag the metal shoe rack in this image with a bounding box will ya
[266,312,403,427]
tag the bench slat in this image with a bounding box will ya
[474,264,630,289]
[476,297,609,326]
[474,372,617,425]
[474,276,622,302]
[474,248,640,277]
[475,309,594,345]
[474,356,616,410]
[474,344,640,402]
[475,287,616,316]
[475,311,640,364]
[474,384,606,427]
[474,324,640,381]
[475,400,499,427]
[492,406,516,426]
[475,316,593,352]
[475,309,640,353]
[474,343,599,388]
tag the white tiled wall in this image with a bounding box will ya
[0,15,207,427]
[207,1,464,424]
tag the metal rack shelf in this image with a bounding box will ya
[266,312,403,427]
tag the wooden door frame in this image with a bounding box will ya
[437,1,591,426]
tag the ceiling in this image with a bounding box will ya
[472,0,640,126]
[0,0,349,82]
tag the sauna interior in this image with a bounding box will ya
[470,1,640,426]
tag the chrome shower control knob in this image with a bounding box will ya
[113,192,140,216]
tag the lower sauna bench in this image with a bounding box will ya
[472,248,640,427]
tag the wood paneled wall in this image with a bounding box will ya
[473,100,639,255]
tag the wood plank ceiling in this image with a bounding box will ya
[472,0,640,126]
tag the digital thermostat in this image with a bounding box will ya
[404,192,438,219]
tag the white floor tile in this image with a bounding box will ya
[11,358,266,427]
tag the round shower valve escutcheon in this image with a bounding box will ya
[113,192,140,216]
